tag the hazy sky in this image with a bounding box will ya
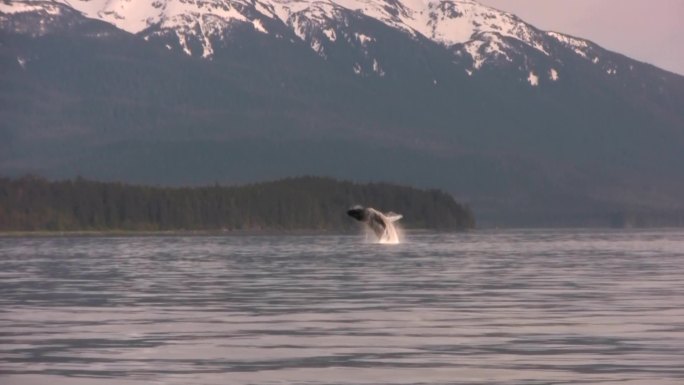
[479,0,684,75]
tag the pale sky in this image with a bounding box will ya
[479,0,684,75]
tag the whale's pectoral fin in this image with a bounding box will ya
[385,212,402,222]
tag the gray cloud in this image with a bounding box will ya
[479,0,684,75]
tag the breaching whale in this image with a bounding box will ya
[347,205,402,244]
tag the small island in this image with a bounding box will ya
[0,176,475,233]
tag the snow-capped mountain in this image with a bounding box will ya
[2,0,684,226]
[2,0,550,48]
[2,0,616,83]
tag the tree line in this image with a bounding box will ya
[0,176,475,232]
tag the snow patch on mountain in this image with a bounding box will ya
[252,19,268,33]
[16,56,27,69]
[547,31,591,59]
[176,30,192,55]
[549,68,558,81]
[353,62,361,74]
[372,58,385,76]
[463,40,484,69]
[527,71,538,86]
[458,31,518,72]
[355,32,374,46]
[0,1,72,36]
[60,0,161,33]
[0,1,62,15]
[322,27,336,41]
[311,37,324,55]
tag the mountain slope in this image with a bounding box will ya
[1,0,684,226]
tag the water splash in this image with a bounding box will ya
[349,206,403,244]
[378,221,402,244]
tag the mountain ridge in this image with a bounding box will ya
[1,0,634,81]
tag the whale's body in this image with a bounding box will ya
[347,206,402,244]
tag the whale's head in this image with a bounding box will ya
[347,205,367,222]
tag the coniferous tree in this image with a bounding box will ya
[0,176,476,231]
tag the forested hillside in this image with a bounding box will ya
[0,176,475,232]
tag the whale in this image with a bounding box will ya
[347,205,402,244]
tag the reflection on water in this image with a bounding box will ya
[1,229,683,385]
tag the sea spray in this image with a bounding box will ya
[349,206,403,244]
[378,220,403,244]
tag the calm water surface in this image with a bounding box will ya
[1,229,683,385]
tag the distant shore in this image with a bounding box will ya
[0,229,347,238]
[0,176,475,233]
[0,228,449,238]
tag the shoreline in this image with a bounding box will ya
[0,228,451,238]
[0,229,353,238]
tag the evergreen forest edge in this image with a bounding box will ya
[0,176,476,232]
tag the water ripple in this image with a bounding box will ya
[1,229,683,384]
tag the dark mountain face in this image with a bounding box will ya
[1,0,683,226]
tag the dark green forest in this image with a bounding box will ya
[0,176,475,232]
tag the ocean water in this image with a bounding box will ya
[1,229,683,385]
